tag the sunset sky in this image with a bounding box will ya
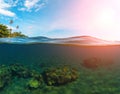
[0,0,120,40]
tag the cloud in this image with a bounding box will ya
[0,0,47,17]
[19,0,47,12]
[25,0,39,10]
[4,0,19,7]
[0,9,15,17]
[0,0,16,17]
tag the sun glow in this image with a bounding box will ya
[60,0,120,41]
[97,9,115,27]
[89,8,120,41]
[93,8,120,40]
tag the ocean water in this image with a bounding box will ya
[0,37,120,94]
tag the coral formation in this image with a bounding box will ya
[10,63,31,78]
[0,63,79,93]
[43,66,78,86]
[27,78,41,89]
[0,65,12,89]
[30,70,41,79]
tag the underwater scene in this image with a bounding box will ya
[1,0,120,94]
[0,37,120,94]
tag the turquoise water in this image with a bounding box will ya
[0,37,120,94]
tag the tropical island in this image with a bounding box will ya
[0,20,27,38]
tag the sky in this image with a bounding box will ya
[0,0,120,40]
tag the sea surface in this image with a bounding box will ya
[0,37,120,94]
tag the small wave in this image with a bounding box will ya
[0,37,53,44]
[0,36,119,45]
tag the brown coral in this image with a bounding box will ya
[42,66,78,86]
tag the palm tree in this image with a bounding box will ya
[9,20,14,37]
[9,20,13,25]
[16,25,19,29]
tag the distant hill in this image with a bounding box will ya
[51,36,113,45]
[0,35,117,45]
[29,36,51,41]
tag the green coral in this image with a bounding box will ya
[27,78,40,89]
[27,72,44,90]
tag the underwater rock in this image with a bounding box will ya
[83,57,114,69]
[82,57,102,69]
[43,66,78,86]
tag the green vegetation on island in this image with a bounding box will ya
[0,21,27,38]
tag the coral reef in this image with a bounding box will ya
[0,65,12,89]
[0,63,79,93]
[43,66,78,86]
[10,63,31,78]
